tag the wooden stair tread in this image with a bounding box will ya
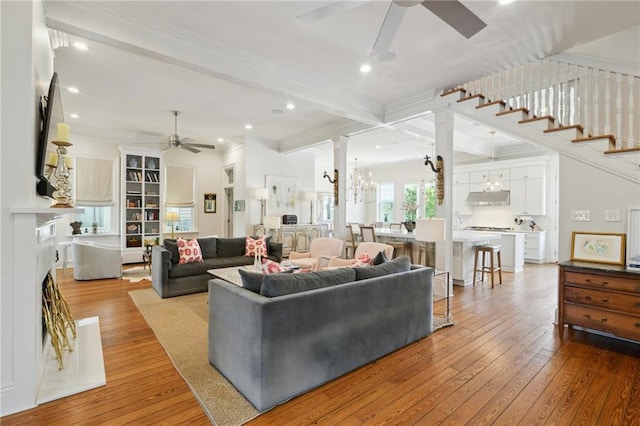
[477,100,506,110]
[572,134,616,143]
[604,146,640,155]
[496,107,529,117]
[458,94,485,103]
[441,88,466,97]
[543,124,584,134]
[519,115,554,124]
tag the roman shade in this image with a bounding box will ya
[75,157,114,206]
[165,165,195,207]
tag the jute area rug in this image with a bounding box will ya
[128,289,258,426]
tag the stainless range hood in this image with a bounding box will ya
[466,190,510,206]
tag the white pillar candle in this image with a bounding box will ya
[57,123,70,142]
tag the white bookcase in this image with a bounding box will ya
[120,149,163,263]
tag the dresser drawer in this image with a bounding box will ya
[564,304,640,342]
[564,271,640,293]
[564,286,640,315]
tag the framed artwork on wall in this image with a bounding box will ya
[570,231,626,266]
[204,193,216,213]
[265,175,298,216]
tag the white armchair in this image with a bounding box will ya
[288,238,344,270]
[72,241,123,280]
[326,242,394,268]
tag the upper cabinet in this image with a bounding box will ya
[452,173,471,215]
[509,165,546,215]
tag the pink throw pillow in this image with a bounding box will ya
[262,259,287,274]
[177,237,203,264]
[245,236,268,257]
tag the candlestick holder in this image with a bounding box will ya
[51,141,74,208]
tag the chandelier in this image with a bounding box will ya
[348,158,376,203]
[483,131,503,192]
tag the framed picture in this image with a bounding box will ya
[204,193,216,213]
[265,175,298,216]
[234,200,245,212]
[570,232,626,265]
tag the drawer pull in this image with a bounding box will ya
[636,302,640,308]
[584,313,607,323]
[585,278,609,286]
[636,322,640,328]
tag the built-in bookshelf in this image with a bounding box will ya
[121,150,162,263]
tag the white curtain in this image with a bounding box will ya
[165,165,195,207]
[75,157,114,206]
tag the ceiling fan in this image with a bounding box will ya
[297,0,487,58]
[163,110,215,154]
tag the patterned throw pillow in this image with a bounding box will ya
[245,236,268,257]
[352,251,372,268]
[262,259,288,274]
[177,237,203,264]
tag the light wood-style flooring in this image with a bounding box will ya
[2,263,639,425]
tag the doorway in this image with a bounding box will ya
[224,187,234,237]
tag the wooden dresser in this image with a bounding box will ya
[558,261,640,342]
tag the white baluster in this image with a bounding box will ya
[593,69,600,135]
[574,65,581,127]
[628,75,635,147]
[615,73,622,149]
[553,61,560,123]
[528,62,533,113]
[563,63,570,125]
[505,68,511,109]
[604,70,611,134]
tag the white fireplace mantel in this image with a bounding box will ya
[1,206,106,416]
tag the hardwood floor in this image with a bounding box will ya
[2,263,639,425]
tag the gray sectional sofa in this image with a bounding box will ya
[151,236,283,298]
[208,256,434,412]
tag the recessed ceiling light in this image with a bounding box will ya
[70,113,79,119]
[67,87,79,94]
[286,102,295,110]
[73,42,89,51]
[245,124,253,130]
[360,63,371,73]
[499,0,514,4]
[375,145,381,149]
[217,137,224,143]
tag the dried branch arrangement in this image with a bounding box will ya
[42,272,76,370]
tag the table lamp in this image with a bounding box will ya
[166,211,180,239]
[303,191,315,224]
[263,215,281,242]
[253,187,269,224]
[414,218,446,267]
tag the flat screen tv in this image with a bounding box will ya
[36,72,64,198]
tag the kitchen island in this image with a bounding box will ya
[451,230,500,286]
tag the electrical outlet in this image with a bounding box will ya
[571,210,591,221]
[605,209,621,222]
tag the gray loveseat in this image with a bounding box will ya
[152,236,283,298]
[208,257,433,412]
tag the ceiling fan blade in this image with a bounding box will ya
[181,145,201,154]
[370,2,407,57]
[184,143,216,150]
[179,137,195,144]
[421,0,487,39]
[297,1,365,24]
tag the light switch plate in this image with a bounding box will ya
[605,209,621,222]
[571,210,591,221]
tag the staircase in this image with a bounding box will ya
[441,58,639,184]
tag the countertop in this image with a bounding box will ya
[452,230,501,243]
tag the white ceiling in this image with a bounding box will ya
[45,1,640,166]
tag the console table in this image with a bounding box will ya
[558,261,640,343]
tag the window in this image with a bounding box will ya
[378,183,394,222]
[76,206,112,233]
[165,165,196,232]
[165,207,194,232]
[423,181,436,218]
[317,192,334,221]
[403,183,419,222]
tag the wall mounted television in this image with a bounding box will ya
[36,71,64,198]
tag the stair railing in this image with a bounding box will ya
[458,59,639,150]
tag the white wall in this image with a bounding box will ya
[245,141,315,231]
[1,0,55,414]
[558,156,640,261]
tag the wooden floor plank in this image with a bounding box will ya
[2,263,639,426]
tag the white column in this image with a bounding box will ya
[433,109,454,283]
[332,136,348,240]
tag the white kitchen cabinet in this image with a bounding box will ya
[453,182,471,215]
[498,233,525,273]
[510,165,546,215]
[453,172,469,184]
[524,231,546,263]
